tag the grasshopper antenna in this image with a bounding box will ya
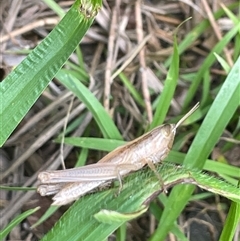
[174,102,199,131]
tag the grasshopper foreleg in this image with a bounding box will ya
[114,163,141,194]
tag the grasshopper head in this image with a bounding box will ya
[160,123,176,148]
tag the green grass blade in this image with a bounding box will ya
[182,23,240,109]
[56,70,122,139]
[221,4,240,26]
[214,53,231,73]
[219,202,240,241]
[164,3,239,68]
[190,172,240,202]
[0,207,40,239]
[149,36,179,130]
[150,56,240,241]
[201,71,211,106]
[42,0,66,17]
[0,0,101,147]
[118,72,145,107]
[31,206,59,230]
[62,137,126,151]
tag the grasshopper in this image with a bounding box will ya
[38,103,199,205]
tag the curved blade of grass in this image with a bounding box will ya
[39,162,240,241]
[201,71,211,107]
[219,202,240,241]
[0,0,101,147]
[56,70,122,139]
[150,56,240,241]
[149,36,179,130]
[190,171,240,202]
[182,23,240,109]
[94,206,148,224]
[221,3,240,27]
[31,206,59,230]
[214,53,230,73]
[118,72,145,107]
[164,3,239,68]
[221,4,240,62]
[43,0,66,17]
[0,207,40,239]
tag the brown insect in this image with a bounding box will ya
[38,103,199,205]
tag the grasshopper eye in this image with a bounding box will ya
[161,124,172,136]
